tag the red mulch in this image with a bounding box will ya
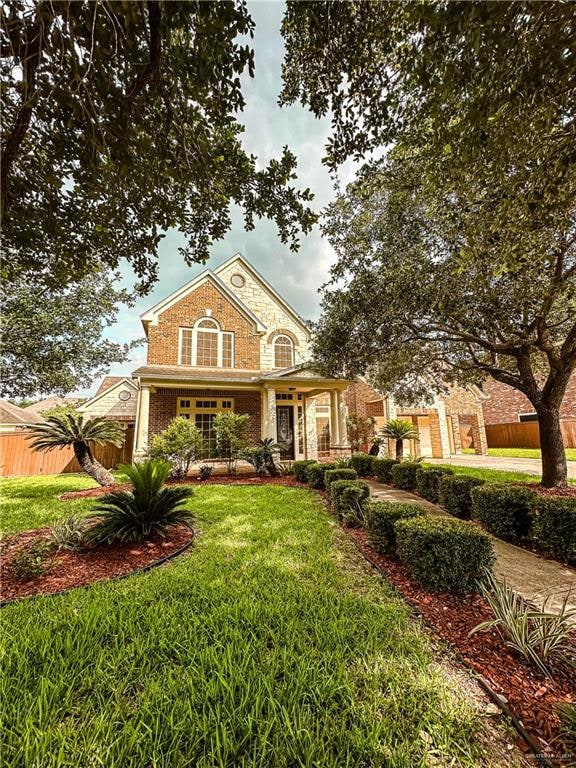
[1,524,194,602]
[345,526,575,756]
[517,483,576,498]
[60,474,303,500]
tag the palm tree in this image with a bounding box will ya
[379,418,420,460]
[26,412,125,486]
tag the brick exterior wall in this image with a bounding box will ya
[482,373,576,424]
[147,281,261,370]
[149,388,262,443]
[345,379,385,418]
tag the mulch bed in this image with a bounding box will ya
[60,474,302,500]
[1,524,194,602]
[345,526,575,758]
[517,483,576,498]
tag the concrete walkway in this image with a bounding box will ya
[366,480,576,618]
[426,453,576,479]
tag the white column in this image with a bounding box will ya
[305,397,318,459]
[386,395,398,420]
[329,390,339,446]
[134,385,151,457]
[266,387,277,442]
[337,390,349,447]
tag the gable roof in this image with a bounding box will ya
[95,376,125,396]
[0,399,44,425]
[214,253,311,335]
[24,396,80,415]
[79,376,138,412]
[140,270,266,332]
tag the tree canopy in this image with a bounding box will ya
[1,0,316,292]
[1,268,140,397]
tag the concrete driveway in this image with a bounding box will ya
[426,453,576,479]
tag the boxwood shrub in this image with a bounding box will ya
[395,516,495,594]
[438,475,485,519]
[390,462,421,491]
[372,458,399,484]
[415,467,454,504]
[305,462,338,490]
[471,484,536,542]
[365,501,427,557]
[293,459,316,483]
[350,452,374,477]
[325,468,358,494]
[532,497,576,564]
[330,480,370,527]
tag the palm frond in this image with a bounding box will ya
[26,413,124,452]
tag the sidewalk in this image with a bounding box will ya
[426,453,576,479]
[366,480,576,618]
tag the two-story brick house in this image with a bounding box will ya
[129,254,350,461]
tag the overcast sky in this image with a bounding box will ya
[85,1,357,396]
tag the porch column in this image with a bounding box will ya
[329,390,340,446]
[265,387,278,442]
[337,389,349,446]
[134,385,151,457]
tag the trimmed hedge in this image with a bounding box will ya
[350,452,374,477]
[390,462,421,491]
[438,475,485,519]
[293,459,316,483]
[395,516,495,594]
[305,462,338,490]
[325,468,358,494]
[415,467,454,504]
[471,484,536,543]
[533,497,576,565]
[331,480,370,527]
[365,502,427,557]
[372,458,399,484]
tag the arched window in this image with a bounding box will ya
[179,318,234,368]
[274,334,294,368]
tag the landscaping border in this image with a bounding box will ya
[0,533,195,608]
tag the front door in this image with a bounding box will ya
[276,405,295,460]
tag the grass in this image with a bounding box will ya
[1,477,498,767]
[424,463,576,486]
[461,447,576,461]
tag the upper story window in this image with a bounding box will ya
[274,334,294,368]
[179,318,234,368]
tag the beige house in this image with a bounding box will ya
[0,399,44,433]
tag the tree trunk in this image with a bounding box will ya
[536,404,568,488]
[396,438,403,460]
[73,442,116,487]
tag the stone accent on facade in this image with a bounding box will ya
[147,280,261,370]
[482,374,576,424]
[80,379,138,422]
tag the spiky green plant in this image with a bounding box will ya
[471,571,576,679]
[26,412,124,486]
[87,460,194,545]
[379,419,420,460]
[51,514,91,552]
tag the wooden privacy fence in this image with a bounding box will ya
[0,426,134,477]
[485,420,576,449]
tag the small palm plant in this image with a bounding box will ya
[87,460,194,546]
[26,412,124,486]
[379,419,420,460]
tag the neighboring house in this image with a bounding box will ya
[24,396,81,416]
[131,254,350,461]
[79,377,138,455]
[482,374,576,424]
[345,379,489,458]
[0,399,44,433]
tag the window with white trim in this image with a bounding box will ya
[273,334,294,368]
[177,397,234,457]
[179,318,234,368]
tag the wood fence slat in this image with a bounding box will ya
[485,420,576,449]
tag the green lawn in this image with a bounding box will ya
[423,462,576,485]
[1,477,503,767]
[461,447,576,461]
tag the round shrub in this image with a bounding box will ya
[390,462,421,491]
[532,497,576,564]
[372,458,399,484]
[438,475,485,519]
[330,479,370,527]
[365,501,427,557]
[395,516,495,594]
[292,459,317,483]
[325,468,358,495]
[415,467,454,504]
[305,462,338,490]
[350,452,374,477]
[471,484,536,542]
